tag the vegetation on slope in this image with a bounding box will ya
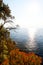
[0,27,42,65]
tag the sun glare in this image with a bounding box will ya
[23,2,42,39]
[16,1,43,39]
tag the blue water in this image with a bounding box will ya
[10,27,43,57]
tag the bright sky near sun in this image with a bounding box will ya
[3,0,43,29]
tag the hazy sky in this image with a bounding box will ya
[3,0,43,29]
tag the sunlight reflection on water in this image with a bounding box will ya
[25,28,38,51]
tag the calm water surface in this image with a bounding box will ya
[10,27,43,57]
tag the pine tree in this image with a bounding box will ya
[0,0,14,29]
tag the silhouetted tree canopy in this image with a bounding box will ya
[0,0,14,29]
[0,0,12,20]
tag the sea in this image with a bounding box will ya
[9,27,43,57]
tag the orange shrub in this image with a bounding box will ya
[9,49,42,65]
[1,59,9,65]
[0,48,42,65]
